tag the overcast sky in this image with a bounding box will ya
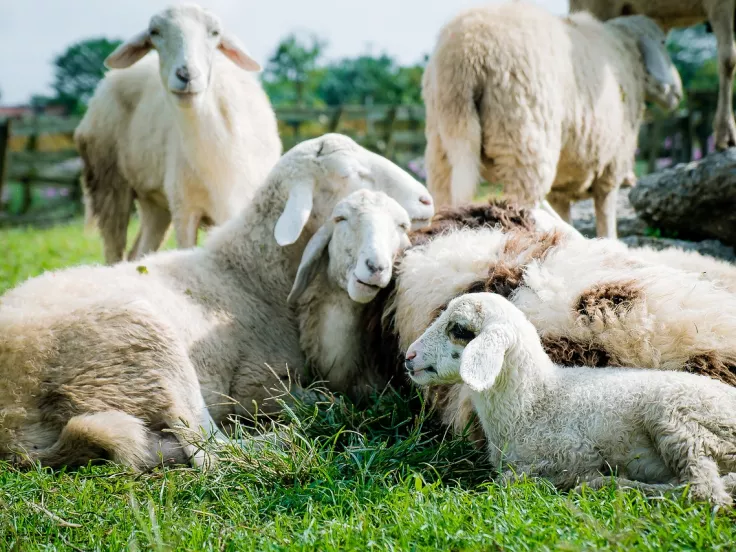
[0,0,569,105]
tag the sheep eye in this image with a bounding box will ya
[399,223,410,231]
[150,28,161,37]
[334,216,347,223]
[448,324,476,342]
[210,30,220,37]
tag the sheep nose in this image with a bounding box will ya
[365,258,387,275]
[175,66,200,84]
[406,350,417,361]
[419,195,432,206]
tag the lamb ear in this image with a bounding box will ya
[459,327,510,393]
[287,222,334,305]
[637,35,678,88]
[218,34,261,71]
[105,30,153,69]
[275,179,315,246]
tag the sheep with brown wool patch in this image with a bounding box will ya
[422,1,682,238]
[406,292,736,507]
[387,224,736,446]
[0,134,435,471]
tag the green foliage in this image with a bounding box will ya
[667,25,723,96]
[263,33,327,107]
[49,37,123,113]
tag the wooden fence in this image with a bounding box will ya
[0,94,724,226]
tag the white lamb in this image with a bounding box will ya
[422,1,682,238]
[0,134,434,470]
[75,3,282,264]
[406,292,736,506]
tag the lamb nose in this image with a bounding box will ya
[419,195,432,206]
[406,351,417,361]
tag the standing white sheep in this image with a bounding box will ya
[75,3,282,264]
[569,0,736,150]
[406,292,736,506]
[422,2,682,237]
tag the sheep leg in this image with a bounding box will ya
[708,0,736,150]
[128,199,171,261]
[172,210,202,250]
[572,475,680,496]
[545,194,572,223]
[593,184,618,239]
[425,130,453,207]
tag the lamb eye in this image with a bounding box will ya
[449,324,476,342]
[334,216,347,223]
[150,28,161,37]
[210,29,220,37]
[399,222,410,231]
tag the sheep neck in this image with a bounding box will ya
[469,341,556,459]
[205,175,311,307]
[295,264,382,399]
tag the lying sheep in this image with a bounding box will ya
[405,292,736,506]
[388,221,736,443]
[569,0,736,150]
[75,3,282,264]
[422,1,682,237]
[0,134,434,470]
[288,189,413,402]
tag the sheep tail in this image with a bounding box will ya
[434,51,485,205]
[31,411,155,471]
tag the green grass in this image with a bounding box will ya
[2,220,736,551]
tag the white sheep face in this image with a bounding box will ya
[105,4,260,107]
[287,189,411,305]
[405,293,519,392]
[328,189,411,303]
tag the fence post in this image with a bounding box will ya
[0,119,10,212]
[19,119,38,215]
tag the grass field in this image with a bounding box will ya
[2,218,736,551]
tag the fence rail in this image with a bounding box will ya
[0,93,725,226]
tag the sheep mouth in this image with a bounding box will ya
[355,279,381,290]
[407,366,437,377]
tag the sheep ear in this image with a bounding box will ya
[287,222,334,305]
[218,34,261,71]
[105,30,153,69]
[637,35,678,87]
[458,327,509,393]
[275,179,315,246]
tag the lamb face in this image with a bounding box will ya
[104,3,260,106]
[287,189,411,305]
[405,293,521,392]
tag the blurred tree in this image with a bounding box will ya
[51,37,122,113]
[667,25,719,92]
[263,33,326,106]
[317,53,428,106]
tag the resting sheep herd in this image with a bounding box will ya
[3,0,736,509]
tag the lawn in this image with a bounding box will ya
[1,219,736,551]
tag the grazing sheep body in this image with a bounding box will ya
[75,4,282,264]
[569,0,736,150]
[422,2,682,237]
[0,134,434,470]
[406,293,736,506]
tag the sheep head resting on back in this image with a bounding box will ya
[104,3,260,106]
[272,133,434,249]
[609,15,682,110]
[287,189,411,306]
